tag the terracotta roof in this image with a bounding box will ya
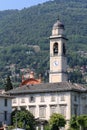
[8,82,87,95]
[21,78,41,86]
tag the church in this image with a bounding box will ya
[8,19,87,130]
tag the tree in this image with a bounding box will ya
[5,75,13,91]
[49,113,66,130]
[68,70,84,84]
[11,109,36,130]
[69,116,79,130]
[77,115,87,130]
[69,115,87,130]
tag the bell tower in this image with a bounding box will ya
[49,19,68,83]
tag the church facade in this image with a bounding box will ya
[8,19,87,130]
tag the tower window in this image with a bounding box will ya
[53,43,58,55]
[63,43,66,55]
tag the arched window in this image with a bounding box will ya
[53,43,58,55]
[63,43,66,55]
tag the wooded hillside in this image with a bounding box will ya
[0,0,87,86]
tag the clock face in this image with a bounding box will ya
[53,61,58,66]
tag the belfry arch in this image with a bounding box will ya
[53,42,58,55]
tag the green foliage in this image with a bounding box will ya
[49,113,66,130]
[11,109,36,130]
[67,51,87,67]
[0,0,87,85]
[7,125,14,130]
[68,70,85,83]
[77,115,87,128]
[69,115,87,130]
[69,116,79,130]
[5,75,13,91]
[44,124,50,130]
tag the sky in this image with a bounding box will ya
[0,0,49,11]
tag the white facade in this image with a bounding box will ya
[0,94,12,125]
[12,92,71,120]
[10,88,86,130]
[11,87,87,129]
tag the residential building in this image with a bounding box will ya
[0,94,12,126]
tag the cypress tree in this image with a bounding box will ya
[5,76,13,91]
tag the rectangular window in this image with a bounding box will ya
[40,96,44,102]
[51,95,55,102]
[29,106,35,115]
[60,95,65,101]
[39,106,46,118]
[81,97,86,114]
[59,105,66,117]
[12,99,16,104]
[50,105,56,115]
[74,105,78,116]
[81,95,86,99]
[4,99,7,106]
[4,111,7,121]
[21,98,25,103]
[82,106,87,114]
[74,95,77,102]
[29,96,35,103]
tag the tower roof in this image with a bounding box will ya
[53,19,64,29]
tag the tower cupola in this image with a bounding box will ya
[52,19,64,36]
